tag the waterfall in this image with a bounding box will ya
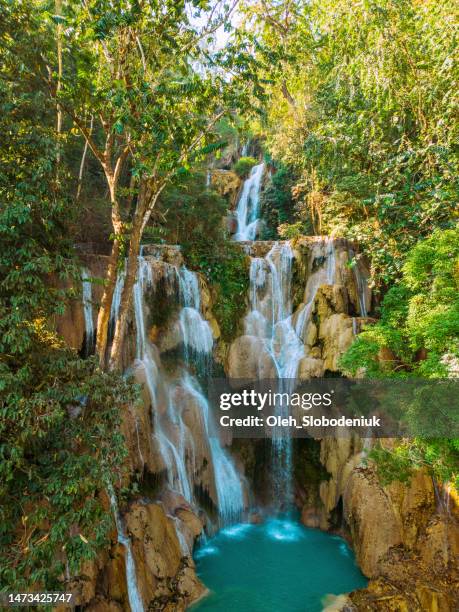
[234,163,265,241]
[243,242,306,505]
[295,238,337,343]
[131,253,244,525]
[177,266,213,370]
[352,317,358,336]
[348,247,368,317]
[132,257,194,502]
[326,236,336,285]
[241,239,346,506]
[109,491,144,612]
[181,373,244,525]
[81,268,95,356]
[175,266,244,523]
[109,266,126,338]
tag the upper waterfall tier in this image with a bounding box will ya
[226,236,372,381]
[234,162,265,241]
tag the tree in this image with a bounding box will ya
[243,0,458,286]
[43,0,259,369]
[339,228,459,489]
[0,3,135,588]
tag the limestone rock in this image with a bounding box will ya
[210,169,241,207]
[304,320,318,346]
[315,284,349,317]
[316,438,459,610]
[55,255,108,352]
[298,356,325,380]
[157,318,182,354]
[120,391,162,478]
[207,315,221,340]
[344,469,404,577]
[85,600,123,612]
[227,335,276,379]
[125,501,206,610]
[301,506,320,529]
[84,600,123,612]
[225,213,238,234]
[319,313,354,371]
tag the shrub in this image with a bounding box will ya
[233,156,258,179]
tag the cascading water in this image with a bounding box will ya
[243,242,305,505]
[347,246,368,317]
[109,266,125,338]
[181,373,244,525]
[193,235,370,610]
[240,237,347,507]
[234,163,265,241]
[294,237,337,343]
[81,268,95,355]
[129,253,244,525]
[132,256,194,502]
[177,266,213,368]
[109,491,144,612]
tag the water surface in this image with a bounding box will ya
[193,518,367,612]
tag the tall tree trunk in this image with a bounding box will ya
[108,222,142,371]
[95,176,123,367]
[108,180,165,370]
[76,115,93,200]
[95,236,121,366]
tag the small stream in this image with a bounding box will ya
[192,516,367,612]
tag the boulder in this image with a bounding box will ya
[227,335,277,379]
[319,313,354,371]
[125,501,206,610]
[298,356,325,379]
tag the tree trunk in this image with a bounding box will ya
[76,115,93,200]
[108,222,142,371]
[95,169,126,366]
[95,236,121,366]
[107,180,164,370]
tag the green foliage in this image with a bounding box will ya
[341,228,459,378]
[0,343,134,591]
[0,11,134,589]
[340,229,459,488]
[278,222,305,240]
[205,245,250,342]
[233,156,258,178]
[369,439,459,492]
[247,0,458,287]
[260,165,301,239]
[152,171,249,341]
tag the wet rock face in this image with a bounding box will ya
[55,255,109,353]
[227,335,276,379]
[66,502,205,611]
[125,502,205,609]
[312,437,459,610]
[209,169,242,208]
[140,245,184,266]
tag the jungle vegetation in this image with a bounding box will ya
[0,0,457,592]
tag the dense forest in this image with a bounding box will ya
[1,0,457,601]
